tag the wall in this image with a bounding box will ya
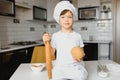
[48,20,113,41]
[0,16,47,48]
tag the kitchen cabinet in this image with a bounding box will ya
[16,6,47,21]
[15,0,33,9]
[78,0,100,8]
[47,0,78,22]
[34,0,47,9]
[98,43,110,60]
[15,0,46,9]
[83,43,98,61]
[0,47,34,80]
[15,0,47,20]
[0,0,15,17]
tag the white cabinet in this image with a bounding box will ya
[15,0,46,8]
[78,0,100,8]
[15,0,47,20]
[15,0,33,8]
[98,43,110,60]
[33,0,47,8]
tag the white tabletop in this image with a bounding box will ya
[9,60,120,80]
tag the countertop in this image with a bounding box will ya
[83,40,112,44]
[0,40,111,53]
[0,42,44,53]
[10,60,120,80]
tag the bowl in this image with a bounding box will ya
[30,63,45,72]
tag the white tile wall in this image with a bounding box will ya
[0,16,48,48]
[0,15,113,48]
[48,20,113,41]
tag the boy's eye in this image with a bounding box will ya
[61,16,65,18]
[68,16,72,18]
[60,16,72,18]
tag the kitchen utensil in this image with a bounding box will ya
[97,62,108,78]
[45,34,52,80]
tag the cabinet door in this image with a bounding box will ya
[34,0,47,8]
[98,43,109,60]
[78,0,100,8]
[84,43,98,61]
[15,0,33,8]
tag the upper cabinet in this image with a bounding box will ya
[78,0,100,8]
[0,0,15,17]
[15,0,46,9]
[15,0,33,9]
[34,0,47,8]
[15,0,47,21]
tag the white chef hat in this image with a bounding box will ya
[53,1,77,23]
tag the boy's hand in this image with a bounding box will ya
[42,32,51,43]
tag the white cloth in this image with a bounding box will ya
[53,1,77,23]
[51,31,88,80]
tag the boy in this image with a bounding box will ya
[43,1,88,80]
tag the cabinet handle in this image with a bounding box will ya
[6,53,14,56]
[84,44,88,46]
[84,56,88,59]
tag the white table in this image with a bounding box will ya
[9,60,120,80]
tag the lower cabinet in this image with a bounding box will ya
[0,47,34,80]
[83,43,98,61]
[98,43,110,60]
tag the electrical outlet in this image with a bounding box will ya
[30,27,35,31]
[13,19,20,23]
[43,24,47,28]
[50,25,56,28]
[81,26,87,31]
[97,23,105,27]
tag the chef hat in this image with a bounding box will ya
[53,1,77,23]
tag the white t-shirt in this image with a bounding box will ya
[51,30,84,66]
[51,30,88,80]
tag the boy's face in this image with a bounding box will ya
[59,11,74,30]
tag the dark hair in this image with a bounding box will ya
[60,9,73,16]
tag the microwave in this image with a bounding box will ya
[78,7,99,20]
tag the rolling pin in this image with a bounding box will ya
[45,40,52,80]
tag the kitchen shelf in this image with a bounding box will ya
[76,18,112,22]
[100,0,112,4]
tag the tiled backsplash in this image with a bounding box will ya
[0,15,113,48]
[48,20,113,41]
[0,16,47,47]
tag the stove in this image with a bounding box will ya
[10,41,38,46]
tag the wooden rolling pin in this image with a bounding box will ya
[45,41,52,80]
